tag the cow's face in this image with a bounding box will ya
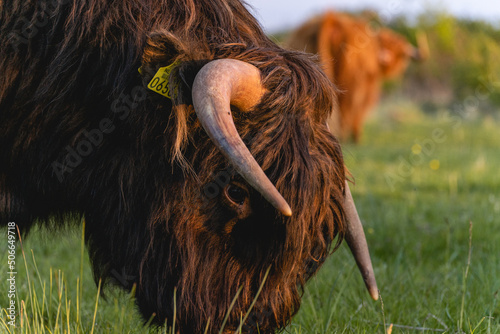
[378,29,414,78]
[133,40,377,331]
[148,55,347,332]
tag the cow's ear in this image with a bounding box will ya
[141,32,189,77]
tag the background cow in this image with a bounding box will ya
[0,0,377,332]
[287,11,428,142]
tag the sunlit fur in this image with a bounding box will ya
[0,1,346,332]
[287,11,417,143]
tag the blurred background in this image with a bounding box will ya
[250,0,498,32]
[250,0,500,119]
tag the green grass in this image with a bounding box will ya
[1,104,500,333]
[0,223,150,333]
[289,104,500,333]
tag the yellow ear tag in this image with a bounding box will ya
[146,60,180,99]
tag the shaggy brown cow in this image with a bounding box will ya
[0,1,377,332]
[288,11,428,142]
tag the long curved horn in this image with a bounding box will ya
[344,181,379,300]
[192,59,292,217]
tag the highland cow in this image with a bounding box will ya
[288,11,428,143]
[0,1,377,332]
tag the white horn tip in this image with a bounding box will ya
[370,288,379,301]
[281,204,292,217]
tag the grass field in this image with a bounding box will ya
[1,103,499,333]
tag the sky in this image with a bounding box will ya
[247,0,500,32]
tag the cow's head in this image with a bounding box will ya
[110,37,378,333]
[378,28,429,78]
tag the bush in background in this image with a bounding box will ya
[387,11,500,117]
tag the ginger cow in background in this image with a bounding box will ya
[288,11,429,142]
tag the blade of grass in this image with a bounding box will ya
[77,220,86,333]
[172,287,176,334]
[0,315,12,334]
[218,286,243,334]
[235,266,271,333]
[204,317,211,334]
[90,279,102,334]
[31,250,48,332]
[54,270,64,333]
[459,221,473,330]
[17,226,36,325]
[380,292,387,334]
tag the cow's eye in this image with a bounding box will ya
[225,183,248,205]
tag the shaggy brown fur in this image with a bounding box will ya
[288,11,418,142]
[0,1,346,333]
